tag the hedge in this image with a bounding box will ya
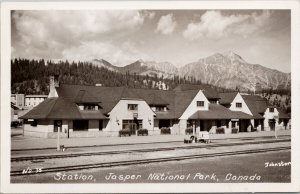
[137,128,148,136]
[161,127,171,134]
[216,127,225,134]
[185,128,193,135]
[232,128,238,134]
[119,129,131,137]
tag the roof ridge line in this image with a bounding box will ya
[45,97,59,118]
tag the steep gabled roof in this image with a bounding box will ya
[56,84,200,118]
[242,95,270,119]
[75,89,101,103]
[131,88,173,106]
[145,93,169,106]
[219,92,238,105]
[56,85,125,114]
[173,84,220,99]
[20,98,59,119]
[189,104,252,120]
[20,97,108,120]
[174,89,199,118]
[11,102,19,110]
[119,87,141,100]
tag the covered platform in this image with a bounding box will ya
[188,104,253,133]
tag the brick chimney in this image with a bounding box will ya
[48,76,59,98]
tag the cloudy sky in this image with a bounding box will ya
[11,10,291,72]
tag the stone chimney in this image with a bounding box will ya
[48,76,59,98]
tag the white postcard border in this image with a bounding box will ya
[1,1,300,193]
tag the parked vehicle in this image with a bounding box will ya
[198,131,210,143]
[184,135,197,143]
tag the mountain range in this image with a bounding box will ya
[90,51,291,91]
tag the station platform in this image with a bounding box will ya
[11,129,291,151]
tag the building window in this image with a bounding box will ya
[217,120,222,127]
[156,106,165,112]
[83,105,97,110]
[269,108,274,112]
[236,103,242,108]
[73,120,89,131]
[30,120,37,127]
[122,120,142,129]
[99,120,103,131]
[232,121,236,128]
[159,120,171,128]
[210,100,217,104]
[128,104,138,111]
[197,101,204,107]
[122,120,142,135]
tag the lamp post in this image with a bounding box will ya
[274,116,279,139]
[193,120,196,136]
[56,120,62,151]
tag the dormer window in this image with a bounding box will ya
[156,106,166,112]
[236,103,242,108]
[197,101,204,107]
[269,108,274,112]
[78,103,99,111]
[84,105,98,110]
[128,104,138,111]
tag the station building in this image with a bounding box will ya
[24,95,48,107]
[219,92,290,132]
[20,81,290,138]
[11,94,25,108]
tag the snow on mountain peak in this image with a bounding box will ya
[222,51,246,63]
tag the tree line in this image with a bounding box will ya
[12,58,231,95]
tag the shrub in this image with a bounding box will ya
[216,127,225,134]
[185,128,193,135]
[119,128,131,137]
[232,128,238,134]
[137,128,148,136]
[161,127,171,135]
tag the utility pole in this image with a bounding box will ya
[56,121,62,151]
[274,116,278,139]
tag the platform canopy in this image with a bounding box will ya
[188,104,253,120]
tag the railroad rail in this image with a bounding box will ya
[11,138,290,162]
[11,146,290,176]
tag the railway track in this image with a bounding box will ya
[11,138,290,162]
[11,146,290,176]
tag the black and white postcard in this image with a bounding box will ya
[1,1,300,193]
